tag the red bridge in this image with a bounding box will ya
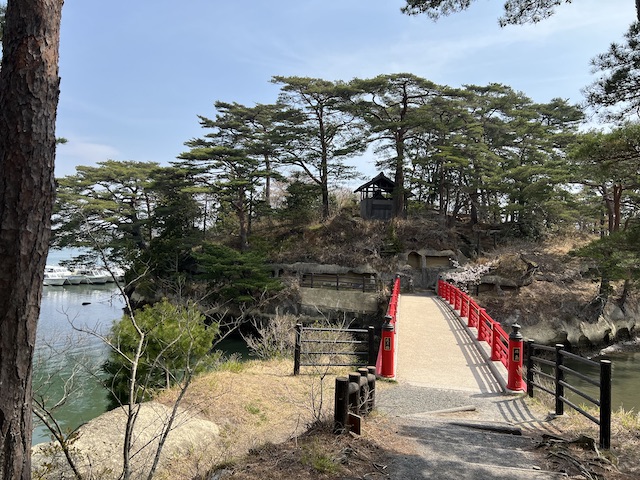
[331,275,613,477]
[377,277,525,393]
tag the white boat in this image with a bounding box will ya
[45,264,80,285]
[108,266,126,283]
[71,267,110,285]
[66,271,86,285]
[43,271,67,286]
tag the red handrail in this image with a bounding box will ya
[437,280,512,372]
[376,275,401,376]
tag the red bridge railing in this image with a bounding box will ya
[376,275,401,377]
[438,280,525,392]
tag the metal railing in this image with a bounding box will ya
[300,273,377,292]
[293,324,376,375]
[525,341,612,449]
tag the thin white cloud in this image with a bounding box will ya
[255,0,635,96]
[55,138,121,177]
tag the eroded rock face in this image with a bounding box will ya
[32,402,219,479]
[504,301,638,349]
[461,250,639,350]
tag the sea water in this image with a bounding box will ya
[33,250,124,445]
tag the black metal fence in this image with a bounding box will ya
[525,341,612,449]
[293,324,376,375]
[300,273,377,292]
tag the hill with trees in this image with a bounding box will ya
[48,72,640,351]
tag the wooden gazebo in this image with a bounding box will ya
[354,173,395,220]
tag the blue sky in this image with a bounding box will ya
[55,0,636,181]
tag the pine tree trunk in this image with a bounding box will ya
[0,0,62,477]
[393,136,406,218]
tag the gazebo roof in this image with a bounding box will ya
[353,172,395,193]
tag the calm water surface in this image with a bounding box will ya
[33,250,251,445]
[580,350,640,412]
[34,282,124,444]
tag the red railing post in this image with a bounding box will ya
[477,309,486,341]
[507,323,524,391]
[468,301,475,328]
[460,293,469,319]
[491,324,501,361]
[380,314,395,378]
[379,276,401,377]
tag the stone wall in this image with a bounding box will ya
[298,287,381,317]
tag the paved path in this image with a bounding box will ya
[376,292,565,479]
[395,292,501,393]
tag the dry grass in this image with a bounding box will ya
[154,358,391,479]
[527,392,640,479]
[206,416,400,480]
[151,355,640,480]
[549,407,640,479]
[475,235,603,327]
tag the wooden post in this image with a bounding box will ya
[293,323,302,375]
[367,366,376,411]
[334,377,349,433]
[348,372,362,415]
[357,368,371,414]
[600,360,612,449]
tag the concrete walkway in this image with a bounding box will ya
[395,292,501,394]
[376,292,565,479]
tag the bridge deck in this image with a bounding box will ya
[396,291,501,394]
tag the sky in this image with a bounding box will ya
[55,0,637,181]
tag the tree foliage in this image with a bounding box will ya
[573,226,640,284]
[103,299,219,408]
[194,242,282,306]
[272,76,365,219]
[54,160,159,255]
[349,73,445,218]
[179,102,282,251]
[401,0,640,25]
[585,21,640,121]
[569,123,640,234]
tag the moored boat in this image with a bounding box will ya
[43,271,67,286]
[108,266,126,283]
[71,267,110,285]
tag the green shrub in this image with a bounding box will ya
[103,299,218,408]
